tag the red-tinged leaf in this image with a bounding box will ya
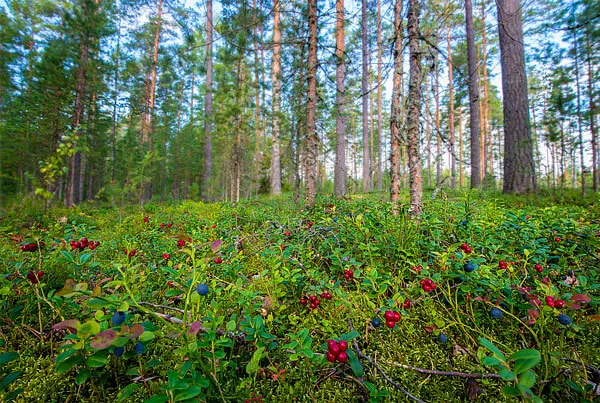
[53,319,81,332]
[165,331,181,339]
[126,324,145,339]
[571,294,591,303]
[568,303,581,310]
[55,279,76,296]
[211,240,222,253]
[188,321,204,336]
[527,308,538,325]
[90,330,118,349]
[424,326,434,334]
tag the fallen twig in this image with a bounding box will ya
[348,318,425,403]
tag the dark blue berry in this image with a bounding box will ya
[558,314,572,326]
[371,318,381,327]
[464,262,477,273]
[113,346,125,358]
[490,308,503,319]
[196,283,209,296]
[112,311,126,326]
[135,341,145,354]
[438,333,448,343]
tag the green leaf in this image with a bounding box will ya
[482,356,501,367]
[479,338,506,361]
[78,320,101,338]
[144,396,169,403]
[0,371,23,391]
[139,331,155,342]
[86,354,108,368]
[56,356,82,373]
[508,349,540,374]
[56,348,78,363]
[518,370,536,388]
[340,331,359,341]
[499,368,516,381]
[79,253,91,264]
[502,385,521,396]
[174,386,202,401]
[347,350,364,377]
[75,369,90,385]
[118,383,141,401]
[0,352,19,366]
[246,346,265,375]
[86,298,112,310]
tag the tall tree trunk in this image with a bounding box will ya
[481,0,491,182]
[203,0,213,200]
[465,0,481,189]
[496,0,536,193]
[271,0,282,195]
[111,18,121,183]
[425,73,431,187]
[334,0,346,197]
[67,38,89,207]
[305,0,319,206]
[585,33,597,192]
[361,0,371,192]
[572,22,585,198]
[140,0,163,204]
[376,0,383,190]
[446,11,456,189]
[390,0,404,208]
[253,0,262,196]
[459,106,464,188]
[407,0,423,216]
[435,52,441,186]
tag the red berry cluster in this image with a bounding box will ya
[534,263,543,273]
[383,310,401,328]
[343,269,354,281]
[326,339,349,363]
[419,278,437,292]
[20,243,38,252]
[545,296,565,308]
[498,260,508,270]
[461,243,472,254]
[411,266,422,274]
[159,222,174,229]
[284,230,291,236]
[162,253,171,260]
[143,216,149,223]
[214,257,223,264]
[27,270,44,284]
[300,292,332,310]
[177,239,186,248]
[71,238,99,251]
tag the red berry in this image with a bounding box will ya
[320,292,327,299]
[385,320,395,329]
[347,269,354,277]
[160,223,166,228]
[212,224,217,229]
[327,340,339,354]
[324,292,332,300]
[307,221,313,229]
[555,237,561,242]
[128,249,136,257]
[545,296,555,307]
[309,295,317,302]
[403,300,411,309]
[162,253,171,260]
[300,298,308,305]
[214,257,223,264]
[177,240,186,248]
[143,216,149,222]
[541,277,551,285]
[419,279,426,286]
[392,311,401,322]
[309,303,317,310]
[431,282,437,290]
[168,223,173,228]
[284,231,291,236]
[412,266,422,274]
[280,244,286,251]
[80,238,88,244]
[424,278,433,286]
[72,241,81,250]
[554,299,565,309]
[423,284,432,293]
[337,351,348,363]
[314,299,320,306]
[534,264,543,273]
[461,243,469,250]
[383,310,395,321]
[338,340,348,352]
[326,352,336,362]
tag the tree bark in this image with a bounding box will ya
[496,0,536,193]
[361,0,371,192]
[446,10,456,189]
[203,0,213,200]
[585,33,598,192]
[376,0,383,190]
[390,0,404,208]
[407,0,423,216]
[334,0,346,197]
[305,0,319,207]
[271,0,282,195]
[465,0,481,189]
[572,21,585,198]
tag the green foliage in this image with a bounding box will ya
[1,192,599,401]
